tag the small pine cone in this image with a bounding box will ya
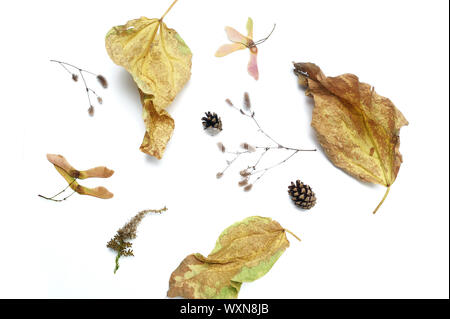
[288,180,316,209]
[202,112,222,131]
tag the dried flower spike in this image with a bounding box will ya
[107,207,167,274]
[50,60,108,116]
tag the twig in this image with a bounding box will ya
[218,93,316,190]
[38,179,77,202]
[50,60,107,116]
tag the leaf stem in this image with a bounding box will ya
[285,229,301,242]
[373,186,391,214]
[160,0,179,21]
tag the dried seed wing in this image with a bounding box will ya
[215,43,246,57]
[53,165,113,199]
[47,154,79,178]
[79,166,115,179]
[246,17,254,39]
[247,49,259,80]
[225,26,252,46]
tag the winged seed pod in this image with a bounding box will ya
[167,216,300,299]
[105,0,192,159]
[39,154,114,201]
[293,62,408,214]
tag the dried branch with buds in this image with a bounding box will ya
[217,93,316,191]
[50,60,108,116]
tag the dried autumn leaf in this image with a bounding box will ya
[46,154,114,199]
[293,62,408,214]
[105,0,192,159]
[139,90,175,159]
[167,216,300,299]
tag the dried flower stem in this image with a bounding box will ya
[219,93,316,189]
[50,60,107,116]
[218,151,250,176]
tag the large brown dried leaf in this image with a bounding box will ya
[293,62,408,213]
[47,154,114,199]
[105,3,192,159]
[167,216,299,299]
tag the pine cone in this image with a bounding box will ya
[202,112,222,131]
[288,180,316,209]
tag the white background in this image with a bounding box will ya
[0,0,448,299]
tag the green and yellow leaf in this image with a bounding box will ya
[167,216,299,299]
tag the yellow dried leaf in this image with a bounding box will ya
[47,154,114,199]
[167,216,300,299]
[293,62,408,213]
[139,90,174,159]
[105,1,192,159]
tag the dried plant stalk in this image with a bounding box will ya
[216,93,316,190]
[107,207,167,273]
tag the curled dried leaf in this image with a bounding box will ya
[139,91,175,159]
[293,62,408,214]
[105,4,192,159]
